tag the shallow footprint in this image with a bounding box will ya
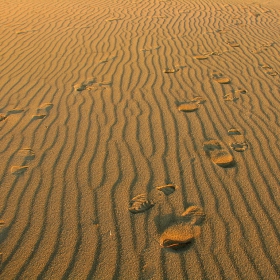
[203,139,235,167]
[193,55,208,60]
[181,206,206,225]
[227,129,249,152]
[177,102,199,112]
[7,108,24,115]
[32,114,46,120]
[74,83,87,91]
[230,142,248,152]
[164,68,179,73]
[11,166,28,175]
[17,148,35,161]
[128,194,155,214]
[212,73,231,84]
[156,184,177,195]
[38,103,53,112]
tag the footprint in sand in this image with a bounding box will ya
[128,194,155,214]
[193,55,208,60]
[235,89,247,95]
[224,88,248,102]
[227,128,249,152]
[260,64,279,77]
[11,148,35,175]
[128,184,178,214]
[7,108,24,115]
[212,73,231,84]
[11,166,29,175]
[156,184,177,195]
[141,46,161,53]
[203,139,235,167]
[177,97,206,112]
[225,40,240,48]
[164,68,179,73]
[74,78,112,91]
[223,93,239,102]
[0,108,24,122]
[159,206,205,250]
[32,103,53,120]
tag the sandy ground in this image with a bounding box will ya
[0,0,280,279]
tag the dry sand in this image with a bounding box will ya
[0,0,280,279]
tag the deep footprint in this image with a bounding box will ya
[203,139,235,167]
[159,223,198,249]
[159,206,205,250]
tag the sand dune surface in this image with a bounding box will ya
[0,0,280,279]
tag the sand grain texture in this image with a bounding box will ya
[0,0,280,279]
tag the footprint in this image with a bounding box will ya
[230,142,249,152]
[10,148,35,175]
[128,194,155,214]
[193,55,208,60]
[260,64,279,77]
[38,103,53,112]
[74,83,87,91]
[156,184,177,195]
[227,129,249,152]
[159,222,198,249]
[178,102,199,112]
[223,93,239,102]
[7,108,24,115]
[203,139,235,167]
[235,89,247,95]
[17,148,35,161]
[226,40,240,48]
[227,128,241,135]
[32,103,53,120]
[11,166,28,175]
[74,78,111,91]
[212,73,231,84]
[181,206,206,225]
[177,97,206,112]
[159,206,205,250]
[163,68,179,73]
[32,114,46,120]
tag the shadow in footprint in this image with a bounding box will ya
[157,206,205,251]
[203,139,235,168]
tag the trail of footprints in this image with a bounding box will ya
[0,103,54,175]
[129,41,253,251]
[11,148,35,175]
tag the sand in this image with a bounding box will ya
[0,0,280,279]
